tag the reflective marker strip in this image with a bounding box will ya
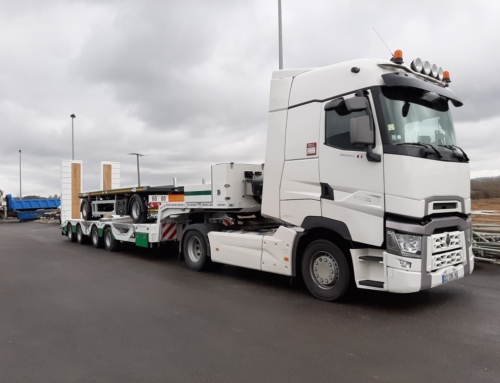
[161,223,177,240]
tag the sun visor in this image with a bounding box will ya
[382,72,463,107]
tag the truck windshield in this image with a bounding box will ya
[377,86,457,146]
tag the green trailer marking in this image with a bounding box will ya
[135,233,149,248]
[185,190,212,196]
[98,228,103,237]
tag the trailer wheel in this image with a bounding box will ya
[103,227,119,252]
[76,224,86,244]
[67,223,76,243]
[301,240,350,301]
[182,230,208,271]
[129,194,147,224]
[81,199,100,221]
[91,225,102,248]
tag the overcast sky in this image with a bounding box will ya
[1,0,499,197]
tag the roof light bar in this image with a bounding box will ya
[409,57,449,82]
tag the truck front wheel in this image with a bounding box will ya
[182,230,209,271]
[301,240,350,301]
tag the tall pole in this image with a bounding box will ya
[128,153,144,187]
[19,150,22,199]
[70,114,76,160]
[278,0,283,69]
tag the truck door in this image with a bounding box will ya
[319,91,385,246]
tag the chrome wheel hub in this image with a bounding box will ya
[187,237,202,263]
[310,252,339,289]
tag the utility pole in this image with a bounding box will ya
[19,149,22,199]
[128,153,144,187]
[70,114,76,160]
[278,0,283,69]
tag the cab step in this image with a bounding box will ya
[359,280,385,288]
[359,256,383,262]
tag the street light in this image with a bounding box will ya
[19,149,22,199]
[128,153,144,187]
[70,114,76,160]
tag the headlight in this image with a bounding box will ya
[386,230,422,258]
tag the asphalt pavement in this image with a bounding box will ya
[0,221,499,383]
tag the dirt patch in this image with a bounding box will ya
[471,198,500,225]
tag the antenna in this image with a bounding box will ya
[373,27,393,57]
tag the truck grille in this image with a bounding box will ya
[432,250,462,270]
[432,231,461,253]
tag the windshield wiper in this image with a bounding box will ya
[397,142,443,158]
[438,144,470,161]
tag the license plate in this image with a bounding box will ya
[442,271,459,284]
[148,195,169,203]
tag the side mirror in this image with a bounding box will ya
[350,116,373,145]
[345,97,368,112]
[350,115,381,162]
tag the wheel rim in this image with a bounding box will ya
[81,202,86,219]
[92,229,98,244]
[187,236,202,263]
[105,232,111,247]
[310,251,339,290]
[131,200,140,219]
[77,226,82,240]
[67,225,72,239]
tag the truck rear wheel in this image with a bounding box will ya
[76,224,86,244]
[301,240,350,301]
[103,227,119,252]
[91,225,102,248]
[182,230,209,271]
[129,194,147,224]
[67,223,76,242]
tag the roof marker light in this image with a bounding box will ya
[422,61,431,75]
[391,49,404,64]
[443,71,451,83]
[411,58,423,72]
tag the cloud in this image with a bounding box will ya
[0,0,499,197]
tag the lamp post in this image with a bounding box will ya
[70,114,76,160]
[128,153,144,187]
[19,149,22,199]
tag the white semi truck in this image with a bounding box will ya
[62,51,473,301]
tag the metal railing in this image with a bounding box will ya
[473,224,500,264]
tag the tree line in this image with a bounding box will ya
[471,176,500,199]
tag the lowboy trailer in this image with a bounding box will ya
[62,50,474,301]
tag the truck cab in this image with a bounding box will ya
[262,52,473,298]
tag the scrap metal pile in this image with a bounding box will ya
[473,224,500,264]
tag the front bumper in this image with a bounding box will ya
[386,248,474,293]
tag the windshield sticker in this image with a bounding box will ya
[388,124,395,131]
[391,134,397,140]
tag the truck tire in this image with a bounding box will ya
[182,230,209,271]
[91,225,102,248]
[103,227,120,252]
[301,240,350,301]
[129,194,147,224]
[67,223,76,242]
[81,199,100,221]
[76,224,86,244]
